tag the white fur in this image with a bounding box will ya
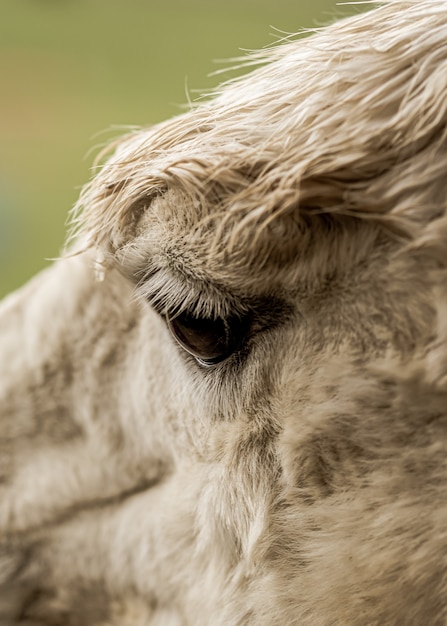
[1,1,447,624]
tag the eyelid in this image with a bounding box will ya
[139,270,238,322]
[195,357,225,368]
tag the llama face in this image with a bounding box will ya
[1,1,447,624]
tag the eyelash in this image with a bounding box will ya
[144,276,292,369]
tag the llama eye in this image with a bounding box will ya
[166,310,249,366]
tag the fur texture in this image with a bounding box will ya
[1,1,447,623]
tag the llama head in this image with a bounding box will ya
[2,1,447,624]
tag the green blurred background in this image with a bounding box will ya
[0,0,358,299]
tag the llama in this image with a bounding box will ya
[1,1,447,624]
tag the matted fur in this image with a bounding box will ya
[1,1,447,624]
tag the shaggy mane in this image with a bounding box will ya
[70,0,447,275]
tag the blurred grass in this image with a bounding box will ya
[0,0,359,299]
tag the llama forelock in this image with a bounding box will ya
[71,0,447,278]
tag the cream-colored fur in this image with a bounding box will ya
[1,1,447,624]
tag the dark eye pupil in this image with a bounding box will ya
[167,311,247,365]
